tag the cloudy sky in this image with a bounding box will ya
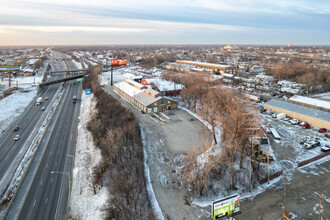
[0,0,329,45]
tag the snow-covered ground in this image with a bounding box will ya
[0,87,37,132]
[0,75,42,91]
[69,93,108,220]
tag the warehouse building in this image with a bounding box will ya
[264,99,330,129]
[288,95,330,112]
[176,60,231,73]
[114,79,177,113]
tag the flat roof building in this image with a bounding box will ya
[264,99,330,129]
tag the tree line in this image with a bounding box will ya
[162,70,267,197]
[83,66,155,219]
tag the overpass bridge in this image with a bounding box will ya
[39,74,85,88]
[49,69,86,74]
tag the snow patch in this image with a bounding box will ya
[69,93,109,220]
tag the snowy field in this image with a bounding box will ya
[0,87,37,132]
[0,75,43,132]
[0,75,42,91]
[69,93,108,220]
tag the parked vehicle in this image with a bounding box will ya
[300,122,310,129]
[321,145,330,152]
[318,128,327,133]
[13,126,19,131]
[283,118,290,121]
[272,113,277,118]
[36,97,42,106]
[303,138,320,149]
[324,133,330,138]
[14,135,20,141]
[300,136,311,144]
[289,119,299,125]
[277,113,286,120]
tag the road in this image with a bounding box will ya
[0,75,62,185]
[15,80,81,220]
[2,51,82,220]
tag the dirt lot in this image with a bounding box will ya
[105,86,212,220]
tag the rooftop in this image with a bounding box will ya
[289,95,330,110]
[265,99,330,122]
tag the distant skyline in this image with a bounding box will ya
[1,0,329,46]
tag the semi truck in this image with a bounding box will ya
[36,97,42,106]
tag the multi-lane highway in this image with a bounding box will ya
[2,52,83,220]
[0,75,61,184]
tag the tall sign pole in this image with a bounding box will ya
[111,65,113,86]
[110,59,128,86]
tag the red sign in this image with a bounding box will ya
[111,59,128,66]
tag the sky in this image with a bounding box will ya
[0,0,329,46]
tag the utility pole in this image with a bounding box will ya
[264,147,270,183]
[247,156,254,192]
[8,72,11,87]
[315,192,326,220]
[282,175,289,219]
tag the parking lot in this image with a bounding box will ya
[263,113,329,164]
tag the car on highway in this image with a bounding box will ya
[318,128,327,133]
[73,95,77,103]
[45,96,48,100]
[14,135,20,141]
[41,106,46,111]
[13,126,19,131]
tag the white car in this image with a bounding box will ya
[14,135,20,141]
[289,119,299,125]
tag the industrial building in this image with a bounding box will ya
[114,79,177,113]
[176,60,231,73]
[141,78,184,96]
[264,99,330,129]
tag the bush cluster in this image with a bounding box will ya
[83,66,154,220]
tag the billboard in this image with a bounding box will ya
[0,65,20,71]
[212,194,240,219]
[111,59,128,66]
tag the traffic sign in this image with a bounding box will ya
[76,78,82,81]
[85,89,91,95]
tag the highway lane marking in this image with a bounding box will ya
[45,197,48,205]
[55,162,57,167]
[40,179,43,185]
[50,151,53,155]
[51,177,53,183]
[33,200,36,207]
[46,163,48,168]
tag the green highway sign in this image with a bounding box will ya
[76,78,82,81]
